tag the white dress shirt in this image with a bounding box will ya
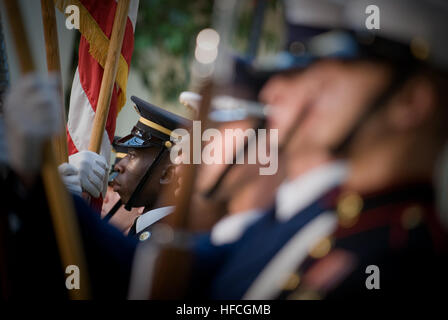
[275,160,349,222]
[211,209,263,246]
[244,161,349,299]
[135,206,175,234]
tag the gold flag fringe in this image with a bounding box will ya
[54,0,129,113]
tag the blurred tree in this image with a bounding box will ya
[132,0,283,107]
[132,0,213,106]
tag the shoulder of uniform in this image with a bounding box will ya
[332,186,439,238]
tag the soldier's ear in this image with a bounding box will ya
[160,164,175,185]
[387,75,436,131]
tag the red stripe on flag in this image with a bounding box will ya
[67,127,79,155]
[74,0,135,146]
[79,0,134,65]
[67,0,137,211]
[78,37,119,143]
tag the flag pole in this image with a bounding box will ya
[3,0,91,299]
[40,0,68,165]
[88,0,130,153]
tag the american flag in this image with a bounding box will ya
[55,0,139,210]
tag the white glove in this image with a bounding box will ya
[179,91,201,116]
[69,151,108,198]
[58,162,82,196]
[3,73,63,174]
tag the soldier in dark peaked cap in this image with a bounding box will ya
[102,138,144,234]
[109,96,191,242]
[271,0,448,300]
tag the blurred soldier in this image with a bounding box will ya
[174,0,350,299]
[176,72,287,241]
[110,96,191,241]
[1,70,108,200]
[191,0,448,300]
[150,0,448,300]
[128,0,350,299]
[274,0,448,299]
[188,117,284,241]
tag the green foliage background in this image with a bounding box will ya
[132,0,284,107]
[132,0,213,106]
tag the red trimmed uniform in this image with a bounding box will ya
[278,183,448,299]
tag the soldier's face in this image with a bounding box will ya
[112,147,165,206]
[262,60,391,156]
[196,120,259,199]
[260,70,314,144]
[298,60,392,153]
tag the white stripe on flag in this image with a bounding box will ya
[67,68,112,162]
[114,0,139,31]
[128,0,139,31]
